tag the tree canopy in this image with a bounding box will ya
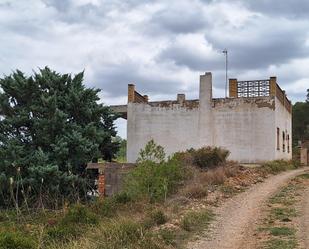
[292,88,309,145]
[0,67,119,207]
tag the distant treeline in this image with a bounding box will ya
[292,89,309,146]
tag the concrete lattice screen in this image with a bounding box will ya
[229,77,292,113]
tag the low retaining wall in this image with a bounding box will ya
[87,162,136,196]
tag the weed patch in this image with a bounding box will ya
[0,231,36,249]
[92,218,164,249]
[265,238,297,249]
[297,173,309,179]
[182,184,208,199]
[269,227,295,237]
[180,209,213,232]
[190,147,230,169]
[256,175,307,249]
[62,204,98,225]
[261,160,296,174]
[270,207,297,221]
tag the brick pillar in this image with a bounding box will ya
[98,173,105,197]
[270,76,277,96]
[177,94,185,104]
[128,84,135,103]
[229,79,237,98]
[143,95,149,102]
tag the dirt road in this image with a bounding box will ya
[187,168,309,249]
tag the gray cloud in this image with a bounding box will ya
[158,46,223,71]
[147,5,208,34]
[243,0,309,18]
[208,28,309,70]
[0,0,309,108]
[159,15,309,74]
[93,61,181,98]
[43,0,71,12]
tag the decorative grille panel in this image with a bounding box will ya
[237,80,270,97]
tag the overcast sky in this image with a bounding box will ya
[1,0,309,137]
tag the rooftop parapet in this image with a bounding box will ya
[229,77,292,113]
[128,84,148,103]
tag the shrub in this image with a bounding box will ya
[182,184,208,199]
[123,140,186,202]
[190,147,230,169]
[180,210,213,232]
[47,204,98,242]
[149,210,167,226]
[143,209,167,229]
[261,160,295,174]
[200,164,238,186]
[95,219,162,249]
[158,228,177,246]
[62,204,98,225]
[124,157,186,202]
[0,231,36,249]
[91,198,116,217]
[137,139,166,163]
[113,192,132,204]
[201,167,227,185]
[46,223,82,241]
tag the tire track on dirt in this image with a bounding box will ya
[187,168,309,249]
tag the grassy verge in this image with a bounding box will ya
[256,173,308,249]
[0,157,301,249]
[0,199,214,249]
[260,160,300,175]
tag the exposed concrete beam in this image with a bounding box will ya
[110,104,127,119]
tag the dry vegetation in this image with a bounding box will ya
[0,145,301,249]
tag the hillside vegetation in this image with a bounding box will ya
[0,140,301,249]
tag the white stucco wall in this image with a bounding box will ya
[127,102,200,162]
[212,97,276,163]
[126,73,292,163]
[274,98,292,160]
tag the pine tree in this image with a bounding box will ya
[0,67,119,207]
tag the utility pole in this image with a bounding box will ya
[222,49,228,98]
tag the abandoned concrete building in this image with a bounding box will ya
[112,72,292,164]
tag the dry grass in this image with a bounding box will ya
[202,163,239,185]
[179,162,239,199]
[182,184,208,199]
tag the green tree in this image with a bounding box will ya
[137,139,165,163]
[124,140,185,202]
[0,67,119,207]
[292,89,309,145]
[114,136,126,162]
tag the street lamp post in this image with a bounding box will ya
[222,49,228,98]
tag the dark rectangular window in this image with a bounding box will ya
[282,131,285,152]
[287,134,290,153]
[277,128,280,150]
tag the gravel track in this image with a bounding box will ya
[187,168,308,249]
